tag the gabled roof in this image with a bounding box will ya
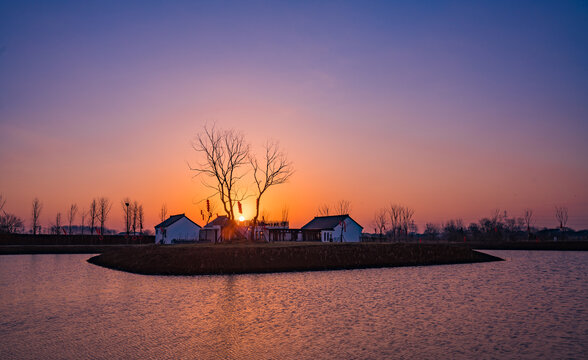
[203,215,230,228]
[155,214,201,229]
[301,214,363,230]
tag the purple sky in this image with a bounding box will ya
[1,1,587,231]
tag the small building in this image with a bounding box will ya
[199,215,247,243]
[254,221,295,242]
[155,214,201,244]
[301,214,363,242]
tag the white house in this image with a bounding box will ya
[155,214,201,244]
[301,215,363,242]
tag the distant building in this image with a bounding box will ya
[155,214,201,244]
[301,215,363,242]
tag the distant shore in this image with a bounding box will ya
[86,242,502,276]
[0,244,152,255]
[464,241,588,251]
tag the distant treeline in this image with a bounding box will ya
[363,226,588,243]
[368,206,586,243]
[0,233,155,246]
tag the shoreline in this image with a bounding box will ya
[86,242,502,276]
[0,244,152,255]
[1,240,586,256]
[463,241,588,251]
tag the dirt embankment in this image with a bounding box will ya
[87,242,502,276]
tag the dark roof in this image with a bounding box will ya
[204,215,230,228]
[301,215,363,230]
[155,214,201,229]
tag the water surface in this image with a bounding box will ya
[0,251,586,359]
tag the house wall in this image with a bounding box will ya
[320,230,334,242]
[156,217,200,244]
[303,230,321,241]
[332,219,362,242]
[199,226,220,243]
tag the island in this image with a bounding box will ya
[87,242,502,276]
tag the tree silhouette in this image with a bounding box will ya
[190,124,250,221]
[555,206,568,230]
[97,197,112,235]
[0,194,6,215]
[523,208,533,238]
[250,141,294,240]
[89,199,98,235]
[67,203,78,235]
[317,204,330,216]
[52,212,62,235]
[31,198,42,235]
[373,208,388,240]
[159,203,168,222]
[138,204,144,235]
[334,200,352,215]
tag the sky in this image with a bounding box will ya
[1,0,587,232]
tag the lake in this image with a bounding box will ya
[1,250,586,359]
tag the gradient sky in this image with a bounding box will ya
[1,0,587,232]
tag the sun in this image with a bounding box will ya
[239,215,245,222]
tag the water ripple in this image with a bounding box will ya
[0,251,586,359]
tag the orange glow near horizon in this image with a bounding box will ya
[1,111,587,233]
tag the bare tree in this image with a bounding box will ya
[334,200,352,215]
[387,204,414,240]
[555,206,568,230]
[67,203,78,235]
[0,195,22,234]
[0,194,6,215]
[122,197,131,235]
[138,205,144,235]
[80,209,87,235]
[89,199,98,235]
[31,198,43,235]
[190,124,250,221]
[52,212,62,235]
[490,209,502,228]
[373,208,388,240]
[523,208,533,237]
[160,203,168,222]
[131,201,138,235]
[424,223,440,241]
[388,204,402,241]
[0,213,24,234]
[443,219,464,242]
[400,206,415,238]
[97,197,112,235]
[281,205,290,224]
[249,141,294,240]
[317,204,330,216]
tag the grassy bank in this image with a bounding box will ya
[87,242,502,276]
